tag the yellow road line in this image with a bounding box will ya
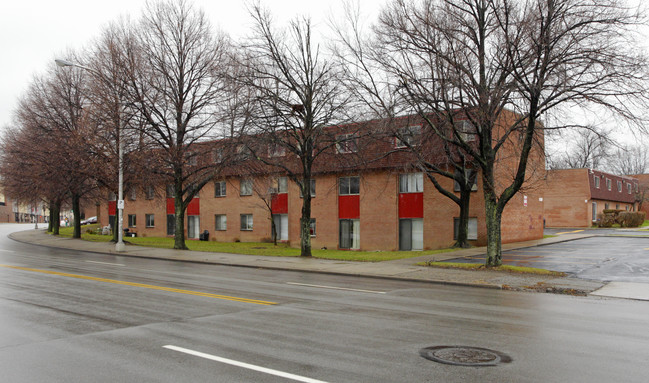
[555,230,585,235]
[0,264,276,306]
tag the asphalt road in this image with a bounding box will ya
[449,235,649,282]
[1,223,649,382]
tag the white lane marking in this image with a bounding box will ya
[85,260,125,266]
[0,249,15,253]
[163,345,330,383]
[286,282,386,294]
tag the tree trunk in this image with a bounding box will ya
[174,193,188,250]
[300,179,312,257]
[72,194,82,239]
[484,193,503,267]
[48,200,54,233]
[271,216,278,246]
[49,200,62,235]
[454,188,472,248]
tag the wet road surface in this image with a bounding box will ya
[2,224,649,382]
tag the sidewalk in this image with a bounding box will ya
[9,229,605,295]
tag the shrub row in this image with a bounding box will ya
[597,210,646,228]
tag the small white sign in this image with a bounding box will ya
[524,195,528,207]
[117,200,125,209]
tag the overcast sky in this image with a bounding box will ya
[0,0,382,131]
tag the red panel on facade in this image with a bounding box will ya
[187,197,200,216]
[399,193,424,218]
[271,193,288,214]
[339,195,360,219]
[166,198,175,215]
[108,201,116,216]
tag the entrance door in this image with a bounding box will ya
[188,216,200,239]
[339,219,360,249]
[272,214,288,241]
[400,219,423,251]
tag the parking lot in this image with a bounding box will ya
[449,235,649,283]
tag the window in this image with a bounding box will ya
[605,203,610,210]
[456,120,476,142]
[453,169,478,192]
[310,218,316,237]
[186,152,197,166]
[395,125,421,148]
[300,179,316,198]
[339,176,360,195]
[268,143,286,157]
[336,134,358,154]
[617,180,622,192]
[277,177,288,194]
[145,214,155,228]
[145,185,155,200]
[628,183,632,194]
[339,219,360,249]
[240,214,253,230]
[240,179,252,196]
[400,173,424,193]
[236,145,252,160]
[128,214,136,228]
[592,202,597,222]
[108,191,116,201]
[215,214,227,231]
[606,178,612,191]
[213,148,224,163]
[166,184,175,198]
[594,176,600,189]
[187,216,200,239]
[453,217,478,240]
[616,204,620,210]
[128,188,137,201]
[214,181,226,197]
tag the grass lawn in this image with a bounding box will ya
[53,224,459,262]
[418,261,566,276]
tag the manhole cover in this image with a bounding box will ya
[419,346,512,367]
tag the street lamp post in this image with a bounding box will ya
[55,59,125,252]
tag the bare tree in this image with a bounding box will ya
[350,0,648,266]
[236,5,355,257]
[547,127,612,170]
[608,144,649,176]
[122,0,233,249]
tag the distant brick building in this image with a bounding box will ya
[544,169,639,228]
[98,113,545,251]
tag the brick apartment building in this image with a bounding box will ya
[544,168,639,228]
[97,113,545,251]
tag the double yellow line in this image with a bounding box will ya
[0,264,276,306]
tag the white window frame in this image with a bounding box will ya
[399,173,424,193]
[240,179,253,196]
[215,181,226,197]
[240,214,253,231]
[128,214,136,228]
[215,214,227,231]
[145,214,155,228]
[395,125,422,148]
[617,180,622,192]
[336,133,358,154]
[339,176,360,195]
[594,176,600,189]
[277,177,288,194]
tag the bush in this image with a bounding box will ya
[597,212,616,228]
[597,210,645,228]
[618,211,646,228]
